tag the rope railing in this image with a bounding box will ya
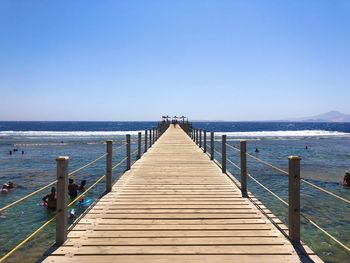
[0,142,129,214]
[0,129,163,262]
[0,212,60,263]
[69,153,107,176]
[0,152,133,263]
[0,180,57,214]
[225,158,350,253]
[225,143,350,205]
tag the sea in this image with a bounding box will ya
[0,121,349,263]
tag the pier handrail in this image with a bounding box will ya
[0,142,145,263]
[225,142,350,205]
[225,157,350,253]
[0,143,126,214]
[192,126,350,254]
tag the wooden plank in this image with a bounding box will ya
[42,125,321,263]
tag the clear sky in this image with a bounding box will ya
[0,0,349,121]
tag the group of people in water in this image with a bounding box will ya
[8,148,25,155]
[41,179,87,210]
[0,181,15,193]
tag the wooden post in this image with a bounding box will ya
[203,130,207,153]
[288,156,301,244]
[196,129,199,145]
[152,127,155,144]
[56,156,68,245]
[199,129,202,148]
[144,130,148,153]
[106,141,112,192]
[240,140,247,197]
[222,135,226,173]
[210,132,214,160]
[126,134,131,170]
[137,132,141,159]
[149,129,152,148]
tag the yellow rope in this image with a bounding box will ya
[0,212,59,263]
[0,180,57,213]
[69,153,107,176]
[68,174,106,207]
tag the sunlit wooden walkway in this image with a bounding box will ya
[43,126,321,262]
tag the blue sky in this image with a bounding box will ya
[0,0,349,121]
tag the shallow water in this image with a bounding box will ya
[1,121,350,262]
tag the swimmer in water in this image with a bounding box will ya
[343,172,350,187]
[42,187,57,209]
[1,183,9,194]
[78,180,86,193]
[68,178,78,198]
[255,148,259,153]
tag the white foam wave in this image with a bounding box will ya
[0,131,142,137]
[214,130,350,137]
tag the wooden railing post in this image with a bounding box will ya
[222,135,226,173]
[152,127,155,144]
[288,156,301,244]
[203,130,207,153]
[149,129,152,148]
[106,140,112,192]
[240,140,247,197]
[210,132,214,160]
[199,129,202,148]
[196,129,199,145]
[56,156,69,245]
[137,132,141,159]
[144,130,148,153]
[126,134,131,170]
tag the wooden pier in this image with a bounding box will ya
[42,125,321,262]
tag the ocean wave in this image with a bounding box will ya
[0,131,142,137]
[214,130,350,137]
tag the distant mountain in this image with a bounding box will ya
[294,111,350,122]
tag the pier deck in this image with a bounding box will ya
[43,126,320,262]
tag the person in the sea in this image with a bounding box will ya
[68,178,78,198]
[7,182,15,190]
[9,150,12,155]
[78,180,86,193]
[42,187,57,209]
[255,148,259,153]
[343,172,350,187]
[1,183,9,194]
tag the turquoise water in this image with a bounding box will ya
[0,121,350,262]
[0,133,141,262]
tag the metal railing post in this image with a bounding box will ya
[222,135,226,173]
[203,130,207,153]
[240,140,247,197]
[137,132,141,159]
[199,129,202,148]
[196,129,199,145]
[210,132,214,160]
[144,130,148,153]
[288,156,301,244]
[126,134,131,170]
[152,127,155,144]
[106,140,112,192]
[56,156,69,245]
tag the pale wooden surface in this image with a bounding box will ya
[43,126,321,262]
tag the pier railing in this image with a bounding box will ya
[0,122,168,262]
[189,127,350,253]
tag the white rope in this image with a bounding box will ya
[226,158,350,253]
